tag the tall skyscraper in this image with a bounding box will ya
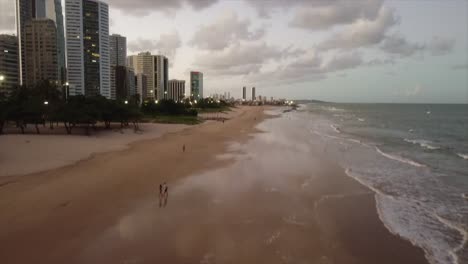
[24,19,58,87]
[252,87,256,101]
[190,71,203,99]
[127,52,168,100]
[0,35,19,95]
[65,0,110,98]
[135,73,148,103]
[16,0,34,85]
[242,86,246,100]
[109,34,126,66]
[16,0,66,85]
[109,34,126,100]
[114,65,135,100]
[168,80,185,101]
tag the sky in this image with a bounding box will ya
[1,0,467,103]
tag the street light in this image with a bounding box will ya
[0,75,4,81]
[44,101,49,105]
[155,100,158,104]
[124,100,128,104]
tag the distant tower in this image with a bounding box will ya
[242,86,246,100]
[251,87,256,101]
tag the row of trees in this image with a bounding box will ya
[0,82,233,135]
[0,82,142,135]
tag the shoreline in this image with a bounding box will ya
[0,106,430,263]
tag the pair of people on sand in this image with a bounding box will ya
[159,182,168,207]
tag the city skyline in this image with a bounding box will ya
[1,0,467,103]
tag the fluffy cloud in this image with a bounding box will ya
[194,42,299,76]
[317,6,398,50]
[381,34,425,57]
[248,51,367,84]
[428,36,455,56]
[108,0,218,15]
[128,32,182,61]
[190,12,265,50]
[289,0,383,30]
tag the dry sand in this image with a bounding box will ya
[0,106,429,264]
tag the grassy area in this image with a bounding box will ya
[145,115,202,125]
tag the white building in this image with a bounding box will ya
[127,52,168,100]
[65,0,110,98]
[168,79,185,101]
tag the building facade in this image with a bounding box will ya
[168,79,185,102]
[135,73,148,104]
[0,35,19,95]
[127,52,168,100]
[109,34,126,66]
[16,0,66,85]
[114,65,135,100]
[190,71,203,99]
[65,0,110,98]
[24,19,58,87]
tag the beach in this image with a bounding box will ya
[0,106,429,264]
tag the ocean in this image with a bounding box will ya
[293,103,468,264]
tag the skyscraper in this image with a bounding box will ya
[65,0,110,98]
[109,34,126,66]
[190,71,203,99]
[24,19,58,87]
[252,87,256,101]
[114,65,135,100]
[135,73,148,103]
[127,52,168,100]
[16,0,66,85]
[242,86,246,100]
[0,35,19,95]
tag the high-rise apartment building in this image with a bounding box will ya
[24,19,58,87]
[109,34,126,66]
[127,52,168,100]
[16,0,66,85]
[135,73,148,103]
[114,65,135,100]
[168,80,185,101]
[252,87,256,101]
[65,0,110,98]
[0,35,19,95]
[190,71,203,99]
[242,86,246,100]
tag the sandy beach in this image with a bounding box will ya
[0,106,429,264]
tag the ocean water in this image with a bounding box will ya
[293,103,468,264]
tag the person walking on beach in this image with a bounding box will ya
[182,144,186,152]
[163,182,169,207]
[158,183,163,207]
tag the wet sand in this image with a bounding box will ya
[0,106,428,264]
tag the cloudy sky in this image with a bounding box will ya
[1,0,467,103]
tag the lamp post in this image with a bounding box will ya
[124,100,128,104]
[0,75,5,81]
[164,90,167,100]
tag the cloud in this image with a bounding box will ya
[248,51,366,85]
[451,64,468,70]
[190,12,265,51]
[289,0,383,30]
[194,42,298,76]
[108,0,218,16]
[428,36,455,56]
[128,32,182,61]
[381,34,425,57]
[317,6,398,50]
